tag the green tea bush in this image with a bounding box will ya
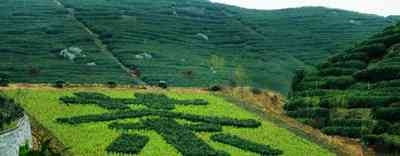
[286,108,329,118]
[324,76,355,90]
[319,67,359,76]
[353,66,400,82]
[327,119,375,127]
[143,118,226,156]
[362,134,400,151]
[57,109,261,128]
[354,43,386,58]
[322,126,370,138]
[54,80,66,88]
[372,107,400,122]
[0,73,10,87]
[211,133,283,155]
[284,97,319,111]
[109,122,223,132]
[106,134,149,154]
[347,96,399,108]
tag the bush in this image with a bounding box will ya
[372,107,400,122]
[0,96,24,130]
[328,119,375,127]
[353,66,400,82]
[106,134,149,155]
[286,108,330,118]
[319,67,359,76]
[284,97,319,111]
[324,76,355,90]
[54,80,66,88]
[362,134,400,151]
[0,73,10,87]
[250,88,263,95]
[208,85,223,92]
[347,96,399,108]
[107,81,117,88]
[211,133,283,155]
[322,126,370,138]
[158,81,168,89]
[354,43,387,58]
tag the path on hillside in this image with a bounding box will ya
[52,0,146,85]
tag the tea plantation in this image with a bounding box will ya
[0,0,397,93]
[288,22,400,153]
[4,87,334,156]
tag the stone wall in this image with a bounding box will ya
[0,115,32,156]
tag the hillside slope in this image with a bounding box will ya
[0,0,396,93]
[288,22,400,153]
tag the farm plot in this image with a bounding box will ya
[5,87,334,156]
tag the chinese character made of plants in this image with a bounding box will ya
[56,92,283,156]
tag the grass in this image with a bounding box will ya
[5,87,334,156]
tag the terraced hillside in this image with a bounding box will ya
[0,0,396,93]
[0,0,133,84]
[288,22,400,153]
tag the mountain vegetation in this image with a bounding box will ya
[289,22,400,153]
[0,0,397,93]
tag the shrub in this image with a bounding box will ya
[319,68,359,76]
[250,87,263,95]
[106,134,149,155]
[54,80,66,88]
[354,43,387,58]
[324,76,355,90]
[367,33,400,47]
[319,96,348,108]
[107,81,117,88]
[347,96,399,108]
[284,97,319,111]
[328,119,375,127]
[0,96,24,130]
[208,85,223,92]
[372,107,400,122]
[353,66,400,82]
[322,126,370,138]
[211,133,283,155]
[158,81,168,89]
[362,134,400,151]
[0,73,10,87]
[286,108,330,118]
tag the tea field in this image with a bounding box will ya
[5,87,334,156]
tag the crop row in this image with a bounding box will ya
[106,134,149,155]
[57,109,261,128]
[210,133,283,155]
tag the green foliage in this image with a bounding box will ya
[286,108,329,118]
[373,108,400,122]
[322,127,370,138]
[19,140,66,156]
[54,80,66,88]
[0,96,24,130]
[0,73,10,87]
[284,97,319,111]
[319,67,359,76]
[106,134,149,155]
[106,81,117,88]
[362,134,400,151]
[211,133,283,155]
[353,66,400,82]
[354,43,387,58]
[143,118,227,156]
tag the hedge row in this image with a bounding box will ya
[106,134,149,155]
[57,109,261,128]
[322,126,371,138]
[211,133,283,155]
[320,96,399,108]
[286,108,329,118]
[318,60,367,70]
[354,43,387,58]
[284,97,319,111]
[372,107,400,122]
[319,67,359,76]
[109,122,223,132]
[327,119,375,127]
[353,66,400,82]
[362,134,400,151]
[60,92,208,110]
[143,118,228,156]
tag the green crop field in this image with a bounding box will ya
[5,87,334,156]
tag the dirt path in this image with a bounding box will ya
[52,0,145,85]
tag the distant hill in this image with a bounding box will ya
[0,0,395,93]
[289,22,400,153]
